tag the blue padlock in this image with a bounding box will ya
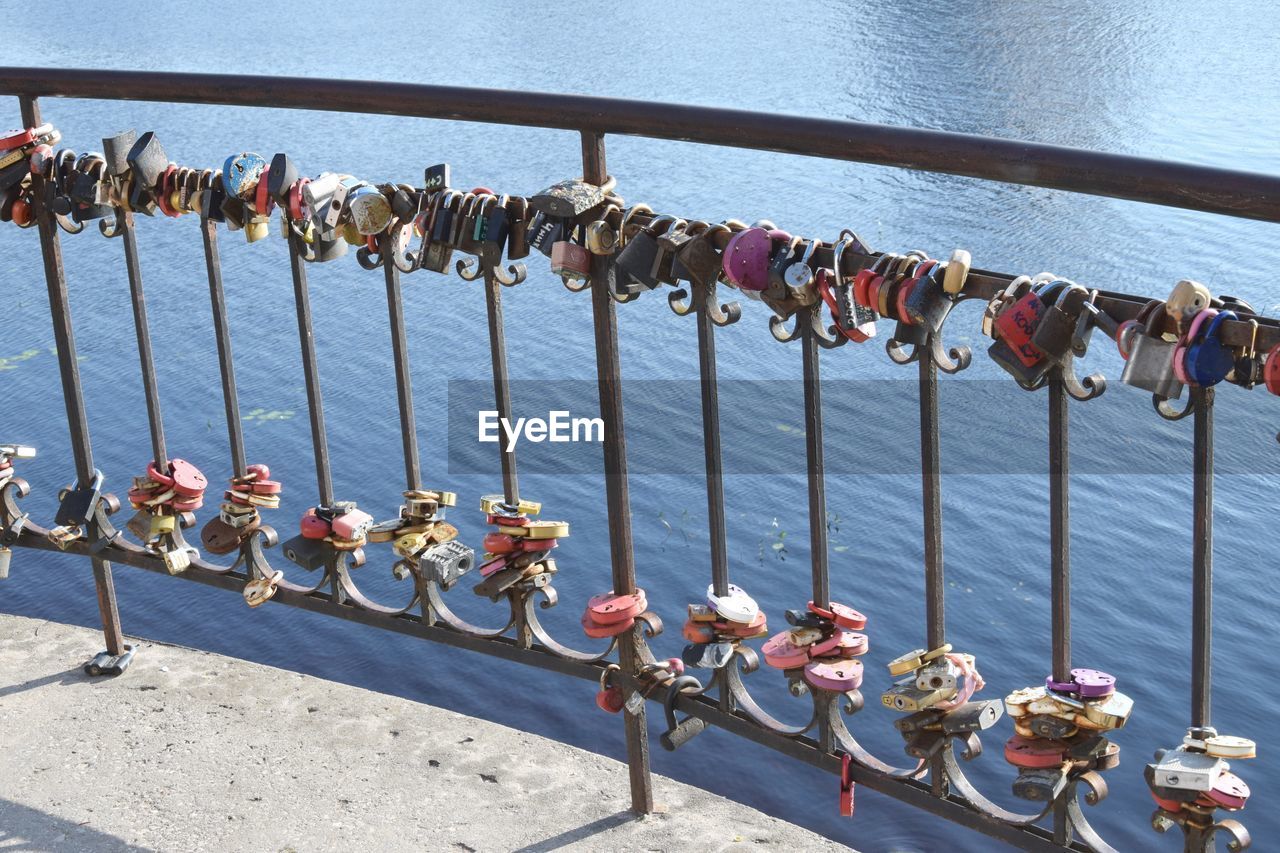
[1186,310,1238,387]
[222,152,267,200]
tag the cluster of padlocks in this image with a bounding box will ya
[1003,670,1131,802]
[200,464,280,556]
[479,496,563,600]
[124,458,207,574]
[680,583,767,670]
[1147,727,1256,825]
[761,600,869,693]
[3,119,1274,847]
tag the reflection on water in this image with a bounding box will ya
[1,2,1278,850]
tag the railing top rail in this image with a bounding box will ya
[3,66,1279,224]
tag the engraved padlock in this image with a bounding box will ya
[420,540,475,590]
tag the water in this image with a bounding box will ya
[2,2,1279,850]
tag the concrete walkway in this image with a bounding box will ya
[0,614,843,852]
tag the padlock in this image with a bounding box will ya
[992,289,1046,364]
[222,152,266,200]
[526,210,566,257]
[940,699,1003,735]
[476,194,510,264]
[348,185,392,236]
[915,658,960,692]
[1082,690,1133,729]
[1184,310,1239,387]
[1025,715,1078,740]
[101,129,136,177]
[162,547,192,575]
[682,641,735,670]
[1166,279,1212,333]
[1121,307,1185,399]
[904,729,947,760]
[903,260,955,332]
[706,583,759,623]
[420,540,475,590]
[125,131,167,199]
[1151,747,1225,792]
[1012,768,1069,802]
[281,533,330,571]
[331,508,373,541]
[585,203,623,256]
[657,674,708,750]
[529,176,615,220]
[614,215,679,293]
[1198,771,1250,810]
[596,664,625,713]
[504,197,531,260]
[243,570,283,608]
[654,219,699,285]
[423,163,450,194]
[1030,284,1088,359]
[882,677,955,712]
[551,228,592,281]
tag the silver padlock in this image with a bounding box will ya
[882,677,956,712]
[162,547,193,575]
[1121,326,1184,400]
[420,540,475,590]
[915,658,960,692]
[1151,746,1224,792]
[0,545,10,579]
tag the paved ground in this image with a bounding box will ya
[0,614,844,852]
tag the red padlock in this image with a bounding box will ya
[993,292,1046,367]
[300,509,331,540]
[1004,735,1068,769]
[483,532,517,554]
[1264,342,1280,396]
[839,753,855,817]
[167,458,207,498]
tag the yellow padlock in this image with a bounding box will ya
[480,494,541,516]
[943,249,971,295]
[245,218,270,244]
[393,532,427,558]
[498,520,569,540]
[887,648,925,677]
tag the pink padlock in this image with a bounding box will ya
[762,631,809,669]
[721,227,773,292]
[582,610,634,639]
[331,509,373,540]
[803,659,863,692]
[589,590,648,625]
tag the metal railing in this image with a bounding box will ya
[1,68,1275,852]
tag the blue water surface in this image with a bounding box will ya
[1,3,1278,851]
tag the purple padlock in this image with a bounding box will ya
[721,227,773,292]
[1045,674,1078,694]
[1070,668,1116,698]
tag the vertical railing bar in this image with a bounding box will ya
[1047,372,1074,848]
[1048,373,1071,683]
[201,216,246,477]
[285,230,334,505]
[581,129,653,815]
[118,212,168,471]
[918,352,950,798]
[801,311,829,609]
[696,295,730,599]
[483,269,519,504]
[1190,387,1214,728]
[919,356,945,649]
[18,93,125,657]
[381,240,421,492]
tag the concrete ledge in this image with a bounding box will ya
[0,614,845,852]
